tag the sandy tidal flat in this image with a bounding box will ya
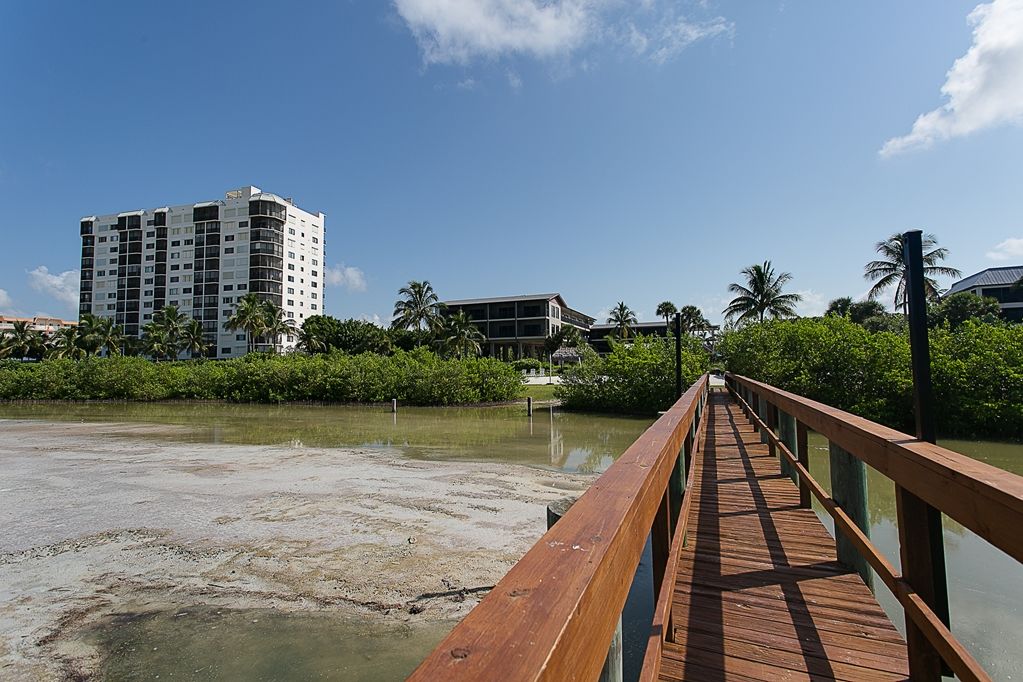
[0,418,593,680]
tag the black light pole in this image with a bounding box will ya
[902,230,951,677]
[674,312,683,399]
[904,230,936,443]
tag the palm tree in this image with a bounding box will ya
[142,325,176,361]
[179,319,208,359]
[437,311,485,359]
[144,306,187,360]
[723,261,803,324]
[655,301,677,329]
[864,233,961,312]
[260,299,296,353]
[225,293,268,354]
[81,316,124,356]
[48,326,86,360]
[392,280,443,331]
[2,321,45,360]
[607,302,638,339]
[677,305,710,335]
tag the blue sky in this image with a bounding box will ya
[1,0,1021,325]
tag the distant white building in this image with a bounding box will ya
[947,266,1023,323]
[79,185,326,358]
[0,316,77,336]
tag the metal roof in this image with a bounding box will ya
[444,293,564,306]
[249,192,288,205]
[116,210,146,217]
[590,321,669,330]
[948,266,1023,294]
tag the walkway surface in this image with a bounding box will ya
[660,392,910,681]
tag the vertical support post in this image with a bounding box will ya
[547,497,623,682]
[828,442,873,590]
[796,421,811,508]
[778,410,798,486]
[757,394,769,444]
[766,402,777,458]
[527,396,533,417]
[668,445,684,529]
[902,230,950,681]
[391,398,397,413]
[674,312,683,399]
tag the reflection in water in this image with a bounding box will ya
[0,402,652,474]
[84,607,453,681]
[806,432,1023,680]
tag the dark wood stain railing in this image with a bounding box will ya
[727,373,1023,682]
[409,374,710,681]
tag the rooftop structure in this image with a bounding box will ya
[948,266,1023,322]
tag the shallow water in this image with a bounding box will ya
[806,433,1023,680]
[0,402,651,474]
[83,607,453,681]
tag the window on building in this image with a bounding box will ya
[287,287,295,294]
[144,266,155,273]
[224,247,234,254]
[144,278,154,285]
[288,251,295,258]
[224,284,234,291]
[145,255,154,261]
[288,264,295,270]
[237,284,247,290]
[287,275,295,282]
[225,235,234,242]
[311,304,317,310]
[99,236,107,243]
[238,220,248,228]
[171,240,181,247]
[287,299,295,306]
[183,287,192,294]
[222,297,233,304]
[184,239,193,245]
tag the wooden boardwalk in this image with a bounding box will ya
[661,392,910,681]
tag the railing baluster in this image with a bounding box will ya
[796,420,811,508]
[897,487,949,681]
[778,409,798,485]
[766,401,778,459]
[828,441,873,589]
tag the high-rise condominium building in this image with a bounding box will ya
[78,185,325,359]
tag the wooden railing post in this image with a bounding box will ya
[778,410,798,486]
[897,487,948,681]
[668,444,684,530]
[828,441,873,590]
[757,393,769,445]
[795,421,810,508]
[547,496,623,682]
[766,402,778,458]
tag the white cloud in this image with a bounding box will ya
[457,77,477,89]
[507,68,523,89]
[360,313,385,327]
[392,0,731,66]
[881,0,1023,157]
[987,236,1023,260]
[28,266,80,308]
[795,290,827,317]
[0,288,12,311]
[324,264,367,292]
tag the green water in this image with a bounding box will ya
[806,433,1023,680]
[83,607,454,681]
[0,401,652,474]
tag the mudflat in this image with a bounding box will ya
[0,418,593,680]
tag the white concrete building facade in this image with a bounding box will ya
[79,185,325,359]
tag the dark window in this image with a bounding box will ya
[154,212,167,227]
[193,205,220,222]
[982,287,1023,304]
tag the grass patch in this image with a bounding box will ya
[518,383,559,402]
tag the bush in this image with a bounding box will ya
[0,351,523,406]
[511,358,543,372]
[556,335,709,415]
[718,317,1023,439]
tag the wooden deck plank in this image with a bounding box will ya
[661,392,909,681]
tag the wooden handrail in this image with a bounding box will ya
[726,373,1023,682]
[409,374,709,681]
[726,374,1023,563]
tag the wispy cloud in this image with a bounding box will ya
[0,288,13,312]
[28,266,79,309]
[986,236,1023,260]
[881,0,1023,157]
[324,264,368,292]
[507,68,523,89]
[360,313,385,327]
[392,0,731,68]
[457,77,477,90]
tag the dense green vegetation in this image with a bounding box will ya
[718,317,1023,439]
[0,349,522,405]
[557,335,709,415]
